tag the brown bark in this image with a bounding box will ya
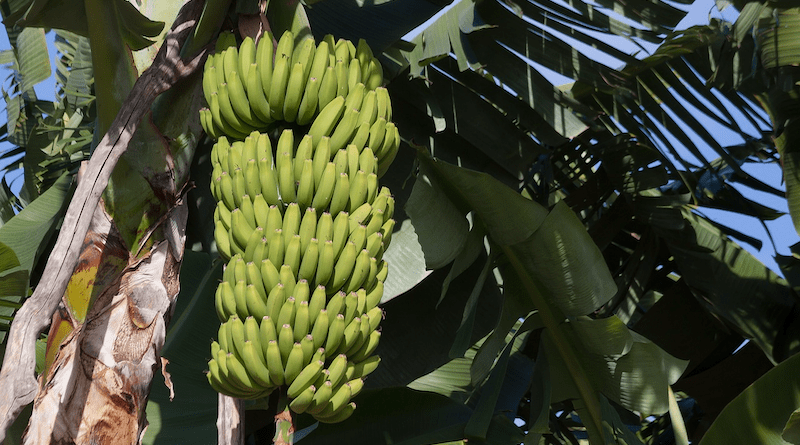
[0,0,206,442]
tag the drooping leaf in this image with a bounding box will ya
[657,209,800,363]
[381,218,431,301]
[698,350,800,445]
[301,387,523,445]
[14,27,50,94]
[405,163,470,270]
[545,316,687,416]
[0,172,72,274]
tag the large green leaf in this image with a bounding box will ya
[381,218,430,301]
[14,27,50,94]
[544,316,687,415]
[657,209,800,363]
[405,163,470,270]
[0,172,72,274]
[698,351,800,445]
[301,388,524,445]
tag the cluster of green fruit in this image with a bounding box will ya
[201,30,399,424]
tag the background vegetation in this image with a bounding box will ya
[1,0,799,443]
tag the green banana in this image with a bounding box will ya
[217,82,256,135]
[283,234,302,277]
[317,65,338,112]
[298,238,319,283]
[225,69,262,127]
[309,285,328,323]
[349,170,369,213]
[329,107,360,153]
[265,205,283,235]
[310,308,329,350]
[253,194,269,229]
[350,224,368,256]
[313,137,333,186]
[308,380,334,415]
[284,342,306,383]
[294,135,314,177]
[245,283,269,319]
[334,38,351,63]
[350,329,380,363]
[257,32,274,94]
[282,202,301,241]
[268,228,285,267]
[279,323,295,363]
[296,76,321,126]
[246,64,273,124]
[299,207,318,252]
[229,314,248,358]
[358,90,377,127]
[349,121,370,152]
[317,380,352,418]
[347,61,362,92]
[312,162,337,211]
[266,339,285,386]
[279,264,297,298]
[203,57,219,106]
[218,171,236,211]
[334,60,348,97]
[209,92,249,140]
[328,172,350,216]
[350,355,380,380]
[261,258,281,293]
[344,82,365,112]
[283,61,306,122]
[258,158,281,206]
[346,144,360,176]
[365,59,383,90]
[214,219,232,261]
[345,248,371,293]
[294,300,310,342]
[327,354,348,388]
[326,291,345,317]
[215,280,236,321]
[287,359,324,399]
[325,313,346,354]
[238,37,256,85]
[289,383,317,414]
[266,282,286,322]
[365,279,384,309]
[259,315,277,354]
[308,95,346,147]
[317,402,356,424]
[277,296,297,330]
[296,158,315,209]
[241,340,272,388]
[255,131,273,165]
[244,159,262,198]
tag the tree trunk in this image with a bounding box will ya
[23,207,186,443]
[0,0,205,442]
[218,395,245,445]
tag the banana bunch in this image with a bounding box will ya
[201,30,400,425]
[199,30,387,140]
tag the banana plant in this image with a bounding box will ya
[0,0,797,444]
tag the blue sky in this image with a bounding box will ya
[0,0,797,277]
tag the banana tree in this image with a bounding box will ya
[0,0,797,444]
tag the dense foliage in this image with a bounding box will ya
[0,0,799,444]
